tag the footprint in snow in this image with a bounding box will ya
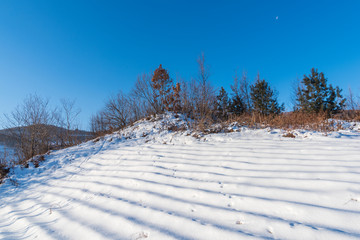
[344,197,360,205]
[131,231,149,240]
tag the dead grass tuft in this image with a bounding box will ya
[283,132,296,138]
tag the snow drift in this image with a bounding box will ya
[1,113,360,239]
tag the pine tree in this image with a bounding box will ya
[216,87,230,119]
[250,74,284,115]
[151,64,174,113]
[296,68,345,114]
[229,95,245,116]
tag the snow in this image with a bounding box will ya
[1,114,360,239]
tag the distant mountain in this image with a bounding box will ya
[0,132,18,148]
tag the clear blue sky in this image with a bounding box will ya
[1,0,360,129]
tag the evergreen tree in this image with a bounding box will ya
[250,75,284,115]
[151,64,174,113]
[229,95,245,116]
[216,87,230,119]
[296,68,345,114]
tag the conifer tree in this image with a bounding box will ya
[250,74,284,115]
[216,87,230,119]
[151,64,174,113]
[229,95,245,116]
[296,68,345,114]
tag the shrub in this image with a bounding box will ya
[283,132,296,138]
[0,165,9,182]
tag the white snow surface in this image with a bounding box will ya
[1,113,360,240]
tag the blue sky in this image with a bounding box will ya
[1,0,360,129]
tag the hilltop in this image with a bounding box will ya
[0,113,360,239]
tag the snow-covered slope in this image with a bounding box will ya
[1,114,360,240]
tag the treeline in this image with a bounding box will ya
[91,54,355,135]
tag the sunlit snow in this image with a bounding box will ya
[1,114,360,239]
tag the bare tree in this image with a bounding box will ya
[290,78,302,111]
[90,80,154,136]
[178,79,192,116]
[128,95,149,122]
[57,99,81,146]
[132,73,158,114]
[90,111,109,136]
[231,71,252,113]
[4,94,56,163]
[347,88,359,111]
[61,99,80,131]
[195,53,216,119]
[103,91,132,130]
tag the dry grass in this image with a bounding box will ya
[333,110,360,121]
[228,112,346,132]
[167,123,187,132]
[31,155,46,168]
[282,132,296,138]
[185,111,357,135]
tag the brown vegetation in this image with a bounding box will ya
[227,111,347,132]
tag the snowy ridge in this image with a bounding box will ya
[1,114,360,239]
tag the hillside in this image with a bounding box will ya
[0,114,360,239]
